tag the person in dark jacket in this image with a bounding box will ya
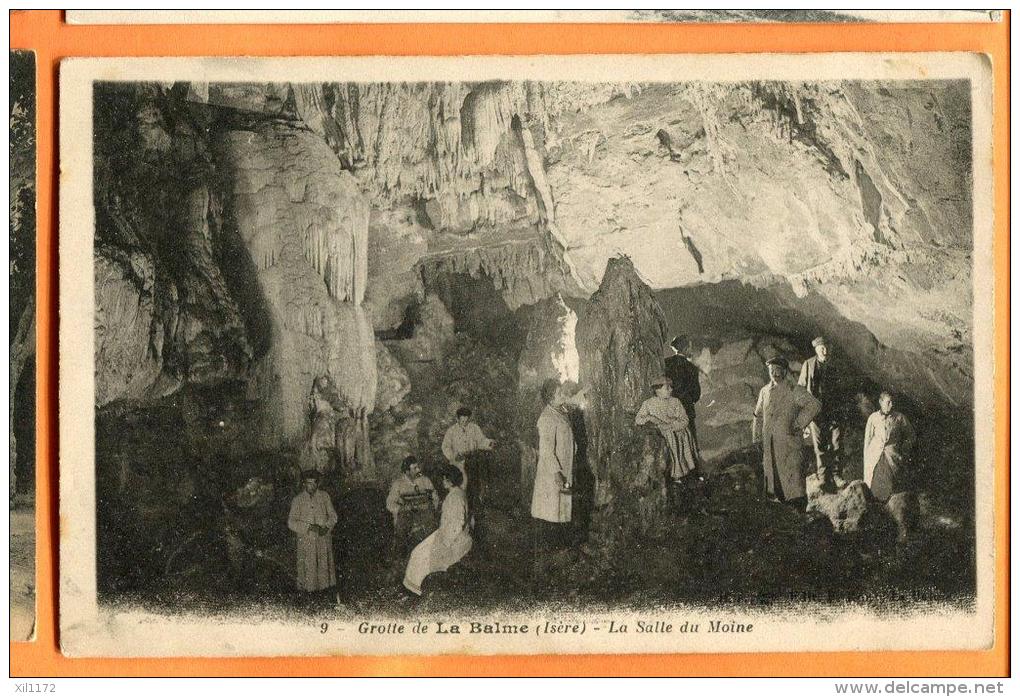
[664,335,702,447]
[798,336,845,493]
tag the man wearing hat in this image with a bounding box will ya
[798,337,844,493]
[752,355,822,509]
[287,470,338,594]
[664,335,702,447]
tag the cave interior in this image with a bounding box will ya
[90,77,976,613]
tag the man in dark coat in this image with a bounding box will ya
[664,335,702,447]
[753,356,822,511]
[798,336,844,493]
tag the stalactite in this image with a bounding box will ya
[291,80,638,234]
[217,121,377,453]
[419,236,580,310]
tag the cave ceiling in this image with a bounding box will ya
[182,78,971,376]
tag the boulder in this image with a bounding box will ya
[807,478,869,534]
[886,492,917,543]
[808,478,897,538]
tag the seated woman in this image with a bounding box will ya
[403,465,472,596]
[636,376,704,513]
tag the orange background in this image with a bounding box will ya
[9,9,1010,677]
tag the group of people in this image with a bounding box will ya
[288,406,497,597]
[287,407,495,598]
[286,334,918,598]
[634,333,917,516]
[752,336,916,511]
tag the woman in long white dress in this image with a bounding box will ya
[403,465,472,595]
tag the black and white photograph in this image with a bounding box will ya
[10,48,37,643]
[59,54,994,657]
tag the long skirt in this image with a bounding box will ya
[869,456,899,502]
[663,427,699,480]
[403,529,472,595]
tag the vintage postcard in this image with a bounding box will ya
[60,53,995,657]
[10,49,37,643]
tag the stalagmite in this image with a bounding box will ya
[576,256,670,552]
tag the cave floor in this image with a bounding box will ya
[110,460,974,621]
[10,497,36,641]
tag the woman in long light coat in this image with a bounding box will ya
[863,391,916,502]
[531,379,575,525]
[403,465,472,595]
[287,471,338,592]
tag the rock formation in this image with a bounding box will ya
[214,122,377,472]
[90,77,977,596]
[93,85,253,407]
[133,78,972,418]
[576,257,670,550]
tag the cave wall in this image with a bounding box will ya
[93,76,975,527]
[213,122,376,453]
[544,80,973,413]
[169,78,973,419]
[93,84,253,408]
[90,76,977,596]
